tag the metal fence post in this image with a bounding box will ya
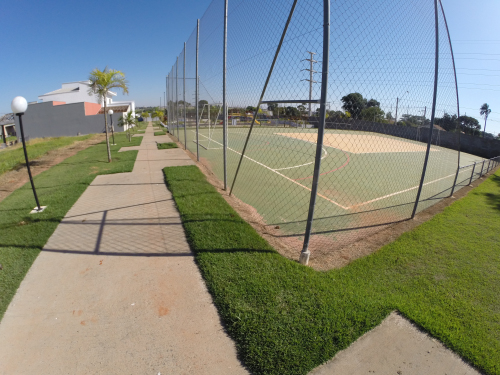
[222,0,228,190]
[184,42,187,150]
[299,0,330,266]
[450,167,459,197]
[486,159,491,173]
[469,162,476,185]
[411,0,439,219]
[196,19,200,161]
[229,0,299,196]
[167,73,170,132]
[480,160,485,177]
[440,0,461,198]
[176,57,179,140]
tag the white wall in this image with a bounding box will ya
[39,81,115,105]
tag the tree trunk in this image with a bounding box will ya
[104,101,112,162]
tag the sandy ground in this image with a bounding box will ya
[277,132,438,153]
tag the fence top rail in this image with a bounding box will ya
[458,156,500,170]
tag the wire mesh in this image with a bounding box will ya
[166,0,500,260]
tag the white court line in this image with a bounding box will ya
[194,131,348,209]
[354,165,475,208]
[192,130,474,211]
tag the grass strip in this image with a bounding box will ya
[157,142,178,150]
[0,135,93,176]
[154,131,167,136]
[0,132,142,321]
[163,165,500,375]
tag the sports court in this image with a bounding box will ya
[175,124,486,244]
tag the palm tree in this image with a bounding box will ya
[88,67,129,162]
[118,111,138,142]
[480,103,492,138]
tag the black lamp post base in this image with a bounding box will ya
[30,206,47,214]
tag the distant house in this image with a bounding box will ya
[0,113,15,141]
[14,80,136,139]
[39,80,135,116]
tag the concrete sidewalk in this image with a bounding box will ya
[0,124,248,374]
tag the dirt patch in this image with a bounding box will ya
[172,134,498,271]
[0,134,105,204]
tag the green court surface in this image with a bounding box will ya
[174,125,488,245]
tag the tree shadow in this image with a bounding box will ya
[483,175,500,211]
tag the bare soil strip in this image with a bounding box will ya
[0,135,105,204]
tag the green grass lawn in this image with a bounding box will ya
[157,142,178,150]
[0,132,142,321]
[163,165,500,375]
[0,135,94,176]
[154,131,167,136]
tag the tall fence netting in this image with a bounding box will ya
[166,0,500,262]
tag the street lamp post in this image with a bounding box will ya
[394,91,409,126]
[11,96,45,213]
[108,109,115,145]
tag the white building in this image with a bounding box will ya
[38,80,135,117]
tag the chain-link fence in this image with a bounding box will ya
[166,0,500,265]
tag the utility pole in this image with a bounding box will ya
[394,91,409,126]
[301,51,317,117]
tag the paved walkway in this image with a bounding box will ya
[0,124,248,374]
[309,312,480,375]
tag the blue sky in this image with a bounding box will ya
[1,0,500,135]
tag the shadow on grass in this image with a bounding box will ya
[483,175,500,211]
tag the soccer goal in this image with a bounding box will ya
[194,103,225,150]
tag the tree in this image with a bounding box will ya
[434,113,458,131]
[153,110,164,121]
[366,99,380,108]
[361,106,385,123]
[285,106,300,118]
[142,111,149,121]
[198,100,208,110]
[386,112,393,120]
[246,106,257,113]
[297,104,306,115]
[88,67,129,162]
[118,111,138,142]
[341,93,365,118]
[458,115,480,136]
[480,103,492,138]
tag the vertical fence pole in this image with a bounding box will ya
[166,74,169,131]
[487,159,491,173]
[439,0,461,198]
[469,162,476,185]
[480,160,485,177]
[299,0,330,266]
[176,58,179,140]
[229,0,299,196]
[167,73,170,132]
[450,167,460,197]
[196,19,200,161]
[411,0,439,219]
[184,43,187,150]
[222,0,228,190]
